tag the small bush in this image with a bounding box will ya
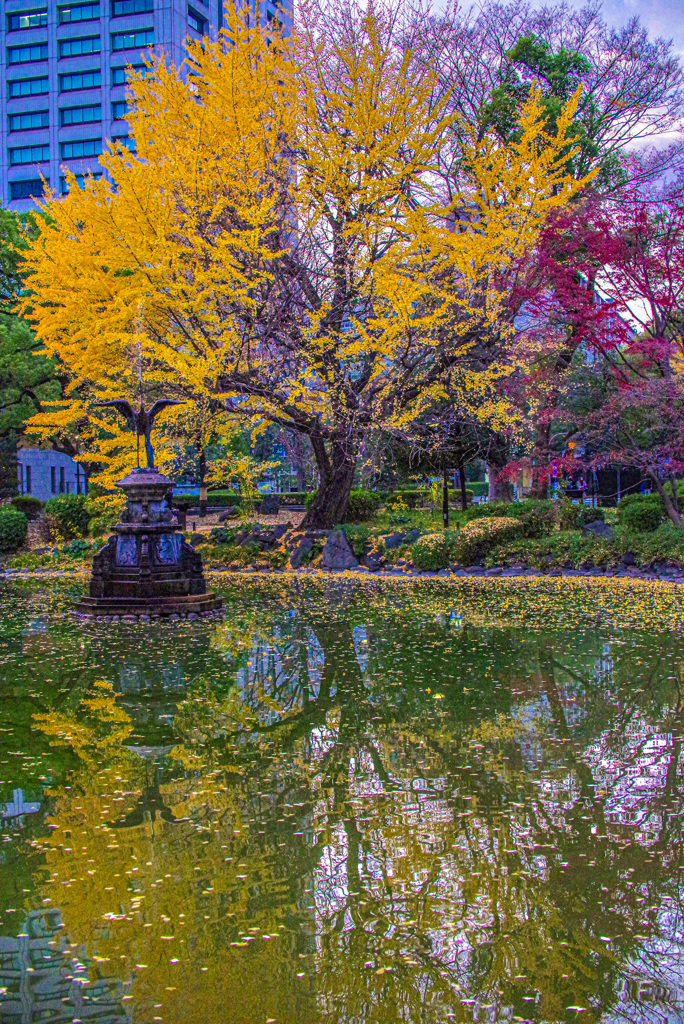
[453,517,521,564]
[305,490,381,521]
[0,507,28,552]
[345,491,383,522]
[557,500,605,531]
[385,489,431,509]
[617,494,664,532]
[468,499,555,538]
[411,533,449,571]
[10,496,44,520]
[44,494,91,540]
[343,524,374,558]
[61,537,92,558]
[467,500,511,520]
[86,493,126,537]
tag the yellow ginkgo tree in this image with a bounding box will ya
[21,0,593,527]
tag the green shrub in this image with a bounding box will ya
[305,490,381,521]
[342,524,374,558]
[469,482,489,497]
[627,521,684,566]
[617,494,664,532]
[453,517,521,564]
[385,489,431,509]
[345,490,383,522]
[557,500,605,531]
[86,493,126,537]
[205,491,242,508]
[618,491,660,512]
[277,491,310,505]
[468,499,555,538]
[61,537,92,558]
[10,495,44,520]
[467,500,511,520]
[44,494,91,539]
[411,533,449,571]
[0,507,28,551]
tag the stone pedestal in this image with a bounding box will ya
[74,468,223,620]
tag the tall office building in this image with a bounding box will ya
[1,0,291,211]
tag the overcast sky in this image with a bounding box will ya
[539,0,684,54]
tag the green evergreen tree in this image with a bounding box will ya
[0,209,60,496]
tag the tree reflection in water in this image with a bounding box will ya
[0,578,682,1024]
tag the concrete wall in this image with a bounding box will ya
[16,448,86,501]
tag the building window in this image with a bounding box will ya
[188,6,207,33]
[51,466,56,493]
[111,28,154,50]
[7,9,48,31]
[8,76,49,98]
[59,467,65,494]
[60,70,101,91]
[59,36,101,57]
[9,144,50,165]
[61,137,102,159]
[266,7,283,31]
[8,43,48,64]
[60,171,102,192]
[112,134,136,151]
[9,110,49,132]
[111,0,153,15]
[111,100,130,120]
[61,104,102,125]
[26,465,32,494]
[59,3,101,23]
[111,63,150,85]
[10,178,47,200]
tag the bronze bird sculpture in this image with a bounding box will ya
[96,398,184,468]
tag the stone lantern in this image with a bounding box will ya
[74,467,223,621]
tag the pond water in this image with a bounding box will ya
[0,575,683,1024]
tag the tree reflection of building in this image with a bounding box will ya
[1,788,41,824]
[0,908,132,1024]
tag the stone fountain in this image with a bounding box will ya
[74,399,223,621]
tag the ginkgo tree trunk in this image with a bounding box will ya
[22,0,592,528]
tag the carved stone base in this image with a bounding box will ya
[73,593,224,620]
[74,466,224,622]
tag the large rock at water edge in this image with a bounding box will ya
[583,520,614,540]
[289,535,313,568]
[322,530,358,571]
[380,532,406,550]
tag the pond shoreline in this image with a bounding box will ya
[4,564,684,583]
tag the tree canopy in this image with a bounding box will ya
[21,1,592,525]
